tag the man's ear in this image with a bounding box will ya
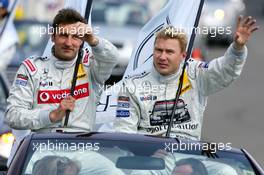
[181,51,187,61]
[51,34,55,42]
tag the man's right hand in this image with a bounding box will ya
[233,15,259,50]
[49,96,76,123]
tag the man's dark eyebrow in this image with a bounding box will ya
[154,46,161,50]
[165,48,175,52]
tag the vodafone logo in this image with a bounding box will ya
[37,83,89,104]
[39,92,50,102]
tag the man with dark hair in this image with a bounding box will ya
[5,8,118,132]
[172,158,208,175]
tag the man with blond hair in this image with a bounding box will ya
[114,16,258,140]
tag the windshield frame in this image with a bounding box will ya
[12,133,259,175]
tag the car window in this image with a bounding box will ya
[21,138,257,175]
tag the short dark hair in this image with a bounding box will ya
[52,8,87,31]
[175,158,208,175]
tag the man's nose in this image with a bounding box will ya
[159,51,167,61]
[64,36,73,46]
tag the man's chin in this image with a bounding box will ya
[58,54,77,61]
[157,69,170,76]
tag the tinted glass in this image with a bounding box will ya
[21,138,257,175]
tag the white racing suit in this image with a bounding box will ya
[114,43,247,140]
[5,37,118,132]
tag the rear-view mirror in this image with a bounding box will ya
[116,156,165,170]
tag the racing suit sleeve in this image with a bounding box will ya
[90,37,118,93]
[196,43,248,96]
[5,64,53,130]
[113,81,141,133]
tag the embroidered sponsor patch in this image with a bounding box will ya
[15,79,27,86]
[118,96,130,102]
[140,95,157,101]
[70,64,87,84]
[198,62,209,69]
[37,83,89,104]
[149,98,191,126]
[117,102,130,108]
[116,110,130,118]
[179,70,192,95]
[15,74,28,86]
[83,52,90,64]
[83,48,92,67]
[76,64,87,80]
[17,74,28,80]
[40,81,53,87]
[39,68,53,87]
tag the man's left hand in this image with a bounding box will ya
[75,22,99,46]
[234,16,259,50]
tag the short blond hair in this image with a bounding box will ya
[155,26,188,52]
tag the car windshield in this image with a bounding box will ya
[21,138,256,175]
[92,0,150,26]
